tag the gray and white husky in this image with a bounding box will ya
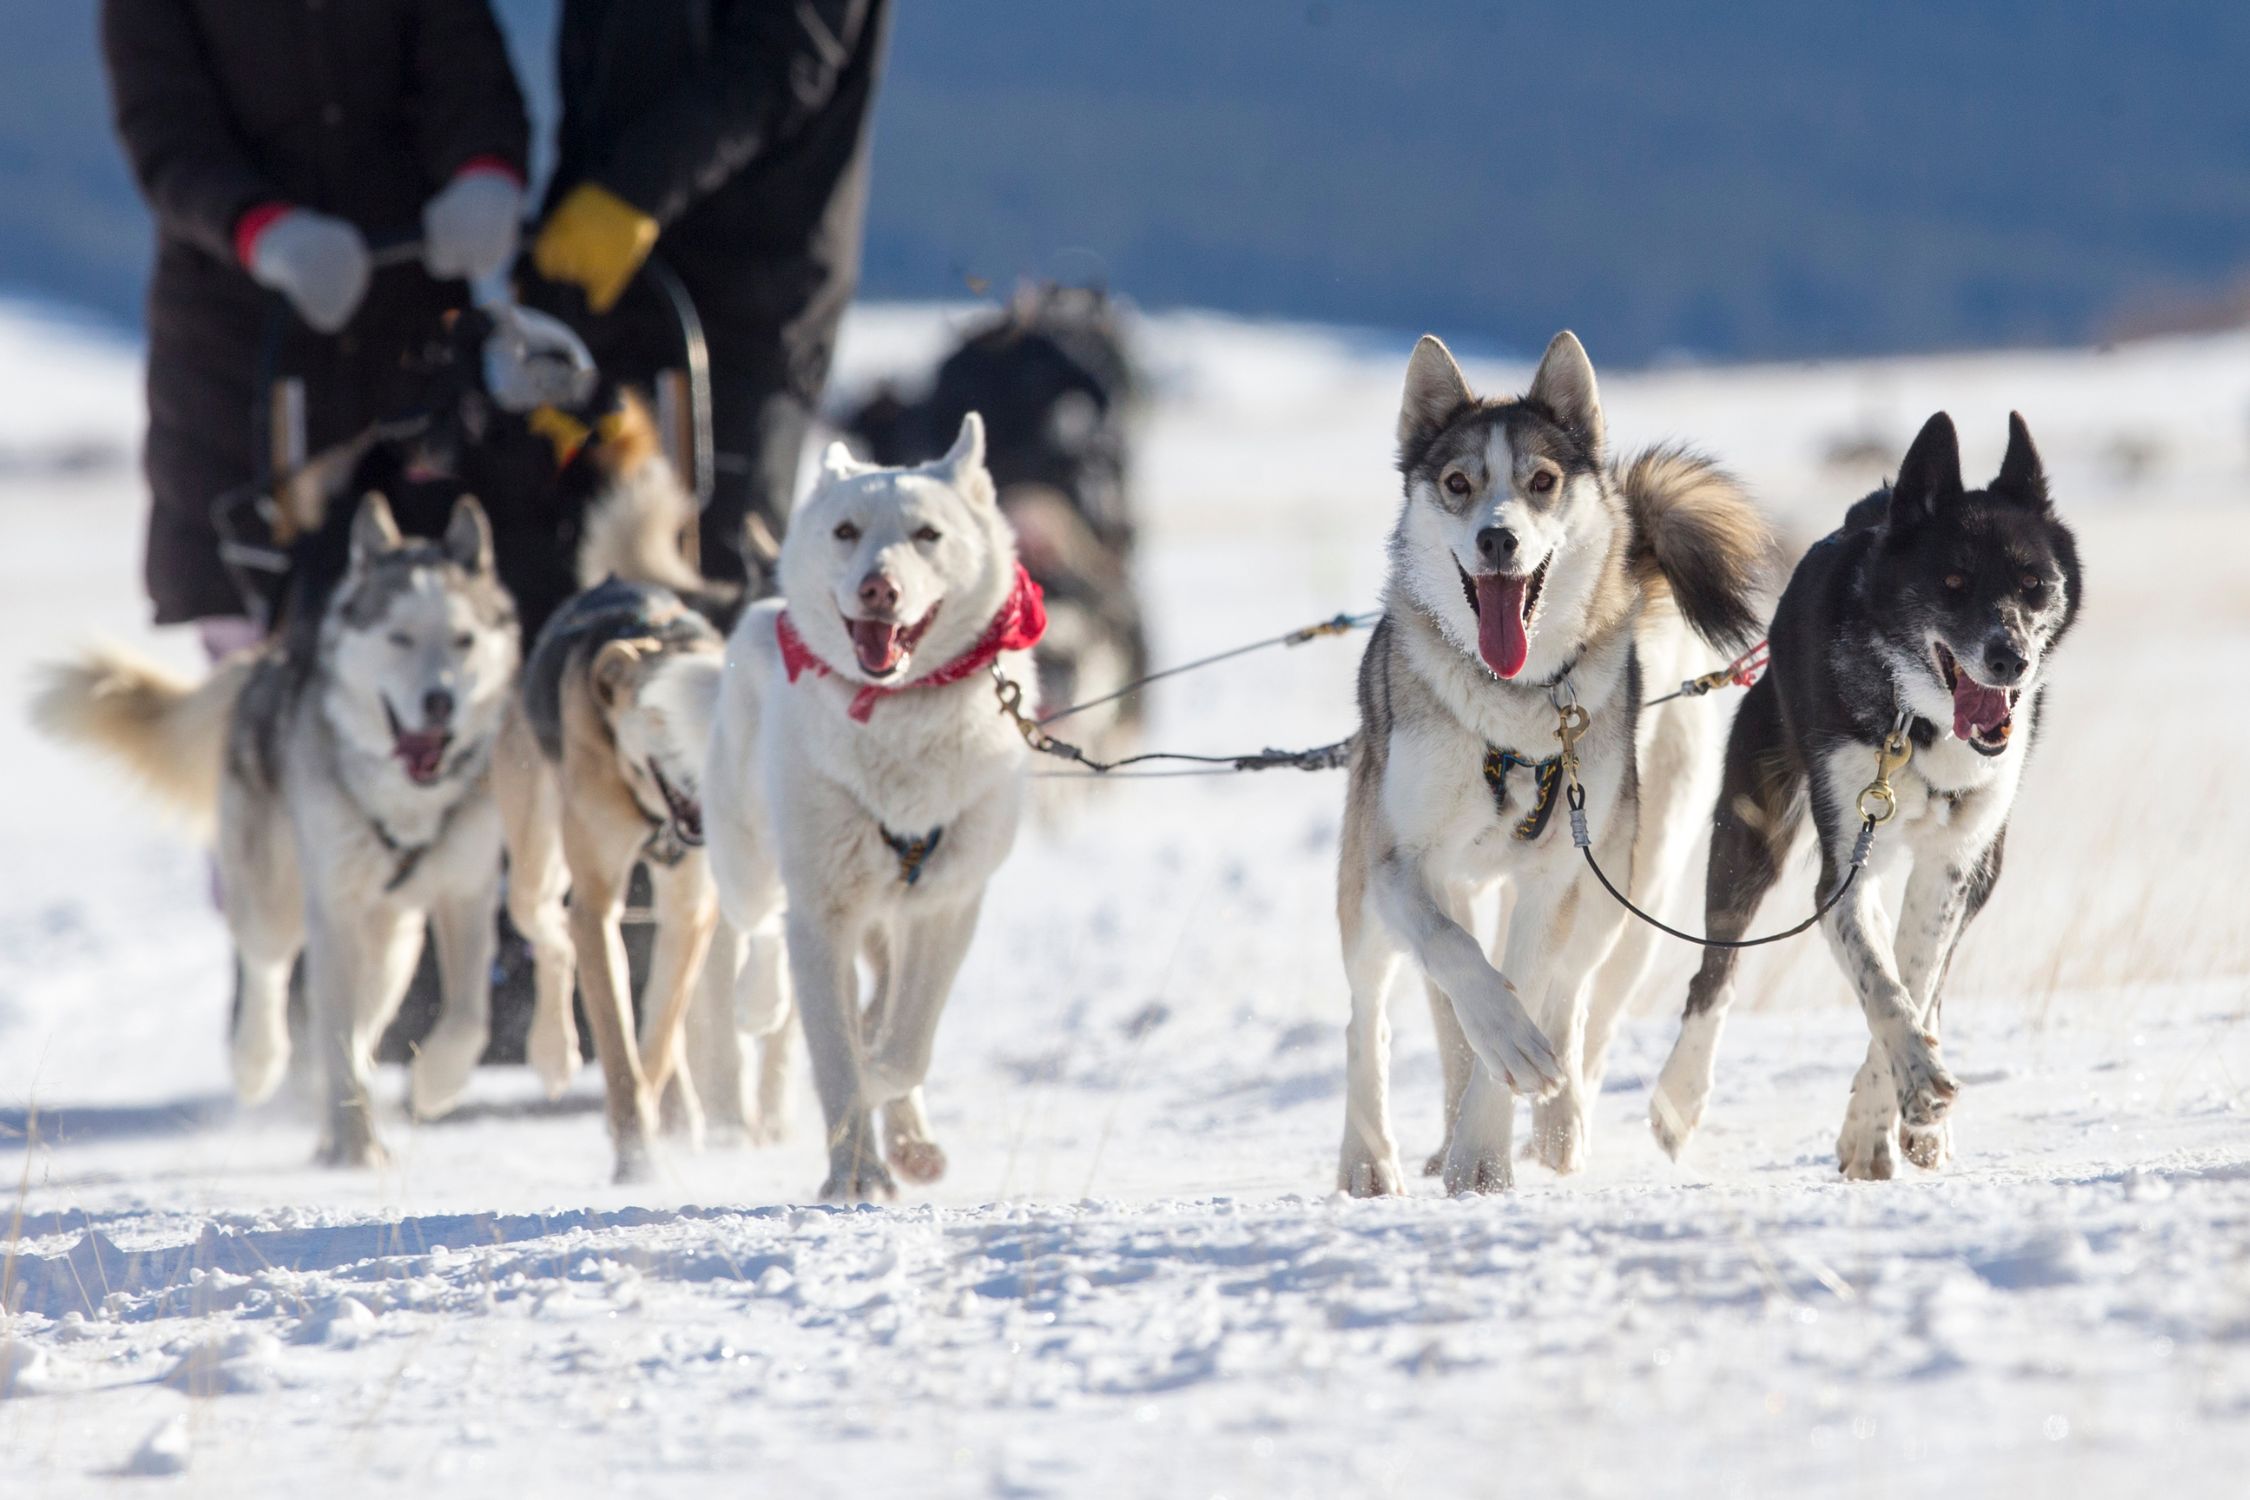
[34,496,520,1166]
[703,413,1042,1200]
[1337,332,1771,1195]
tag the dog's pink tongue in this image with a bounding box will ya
[849,618,905,674]
[396,732,447,782]
[1952,677,2011,741]
[1474,574,1531,679]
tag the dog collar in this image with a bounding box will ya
[776,564,1047,723]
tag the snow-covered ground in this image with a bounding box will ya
[3,299,2248,1495]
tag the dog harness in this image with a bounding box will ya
[776,564,1047,722]
[366,798,465,893]
[880,825,944,886]
[1483,746,1566,842]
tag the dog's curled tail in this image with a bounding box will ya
[1616,444,1774,651]
[29,644,251,835]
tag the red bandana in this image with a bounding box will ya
[776,563,1047,723]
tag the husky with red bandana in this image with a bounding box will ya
[1651,412,2081,1180]
[1336,332,1772,1197]
[701,413,1044,1200]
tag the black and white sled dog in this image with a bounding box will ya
[703,412,1045,1200]
[36,496,519,1166]
[1651,412,2080,1178]
[1338,332,1771,1196]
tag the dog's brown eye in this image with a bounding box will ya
[1528,470,1557,494]
[914,525,942,544]
[453,633,473,651]
[1943,573,1967,591]
[1442,472,1471,497]
[833,521,860,543]
[2021,574,2044,594]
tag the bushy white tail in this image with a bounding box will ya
[576,452,705,594]
[29,644,252,836]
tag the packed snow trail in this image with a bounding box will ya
[3,302,2249,1494]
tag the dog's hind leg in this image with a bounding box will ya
[1652,678,1800,1161]
[751,1018,797,1147]
[1523,862,1635,1178]
[305,899,421,1169]
[1580,699,1722,1113]
[221,796,303,1106]
[862,898,984,1188]
[413,877,502,1121]
[882,1089,943,1186]
[1338,868,1410,1198]
[1418,880,1484,1177]
[640,856,720,1147]
[498,725,580,1099]
[562,812,660,1183]
[1421,978,1473,1178]
[683,921,752,1141]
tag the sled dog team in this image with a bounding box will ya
[35,332,2080,1198]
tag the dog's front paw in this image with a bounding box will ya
[820,1116,896,1202]
[1887,1032,1959,1128]
[524,1008,580,1099]
[612,1132,658,1186]
[1340,1143,1407,1198]
[1440,1138,1514,1195]
[1836,1116,1898,1181]
[656,1075,705,1147]
[1458,986,1563,1101]
[409,1022,487,1120]
[1529,1092,1587,1175]
[819,1156,897,1203]
[232,1026,291,1107]
[889,1137,947,1185]
[1899,1118,1953,1171]
[315,1121,389,1171]
[1648,1010,1724,1162]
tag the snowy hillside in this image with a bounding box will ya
[2,299,2248,1494]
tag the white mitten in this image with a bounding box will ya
[245,209,371,333]
[422,168,525,283]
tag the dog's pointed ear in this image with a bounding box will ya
[591,637,653,710]
[1527,330,1604,459]
[349,492,402,569]
[819,439,872,485]
[443,496,495,575]
[1398,335,1472,455]
[1891,412,1963,528]
[1993,411,2050,508]
[936,411,995,506]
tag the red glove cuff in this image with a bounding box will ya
[452,155,526,188]
[233,201,293,269]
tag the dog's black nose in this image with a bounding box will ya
[423,688,455,724]
[1984,643,2027,685]
[1475,527,1520,568]
[858,572,900,614]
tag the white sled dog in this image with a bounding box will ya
[34,496,519,1167]
[1337,332,1771,1195]
[703,412,1046,1200]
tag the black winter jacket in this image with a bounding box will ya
[547,0,889,395]
[101,0,527,623]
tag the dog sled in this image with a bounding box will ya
[206,235,722,1067]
